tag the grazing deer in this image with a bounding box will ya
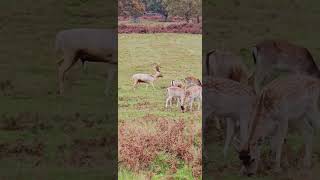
[205,49,250,85]
[165,86,185,111]
[55,28,117,95]
[239,75,320,176]
[251,40,320,94]
[185,76,202,87]
[203,77,257,158]
[185,85,202,111]
[132,64,163,89]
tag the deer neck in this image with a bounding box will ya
[153,71,161,79]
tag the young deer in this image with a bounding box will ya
[185,85,202,111]
[132,64,163,89]
[165,86,185,111]
[239,75,320,176]
[203,77,257,158]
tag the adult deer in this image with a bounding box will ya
[203,77,256,158]
[251,40,320,94]
[239,75,320,176]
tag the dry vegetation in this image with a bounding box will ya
[118,15,202,34]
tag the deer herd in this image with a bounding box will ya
[54,29,320,176]
[132,63,202,112]
[204,39,320,176]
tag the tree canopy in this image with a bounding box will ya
[119,0,202,22]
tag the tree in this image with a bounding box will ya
[143,0,170,21]
[165,0,201,23]
[119,0,145,22]
[194,0,202,23]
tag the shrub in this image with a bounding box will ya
[118,22,202,34]
[119,116,201,178]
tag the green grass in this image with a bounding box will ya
[118,33,202,121]
[118,33,202,179]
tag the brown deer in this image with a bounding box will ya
[239,75,320,176]
[203,77,256,158]
[251,40,320,94]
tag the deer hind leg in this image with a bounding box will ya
[176,97,180,107]
[223,118,236,158]
[198,98,201,111]
[302,120,313,169]
[151,82,155,89]
[105,63,117,96]
[273,117,288,172]
[57,52,77,94]
[303,110,319,169]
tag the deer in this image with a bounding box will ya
[251,39,320,94]
[132,64,163,90]
[239,75,320,176]
[203,77,257,158]
[55,28,117,95]
[185,85,202,111]
[165,86,185,111]
[169,79,186,106]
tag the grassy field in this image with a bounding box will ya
[203,0,320,180]
[118,34,202,179]
[0,0,117,179]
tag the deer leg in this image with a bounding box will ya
[302,121,313,169]
[133,80,138,90]
[303,110,318,169]
[105,63,116,96]
[273,117,288,172]
[224,118,235,158]
[176,97,180,107]
[57,53,77,94]
[165,97,171,108]
[151,82,155,89]
[190,98,194,111]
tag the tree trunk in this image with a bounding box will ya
[164,13,168,22]
[185,15,190,23]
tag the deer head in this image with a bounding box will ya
[153,63,161,72]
